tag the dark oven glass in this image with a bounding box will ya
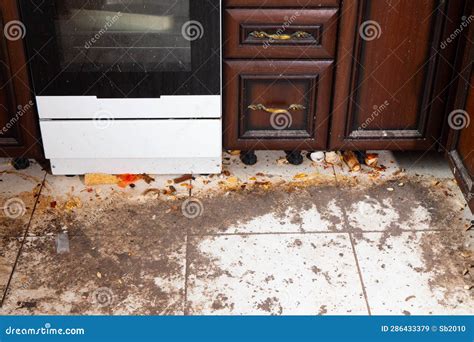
[19,0,220,98]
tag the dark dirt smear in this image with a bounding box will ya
[211,293,235,311]
[419,231,473,306]
[340,177,473,307]
[17,301,36,309]
[185,236,234,315]
[341,177,467,249]
[3,176,472,314]
[188,185,343,236]
[0,191,40,239]
[256,296,283,315]
[3,199,186,315]
[318,305,328,315]
[264,275,275,283]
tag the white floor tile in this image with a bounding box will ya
[187,233,368,315]
[354,232,474,315]
[344,178,465,232]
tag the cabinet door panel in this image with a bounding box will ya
[0,1,41,158]
[0,14,22,145]
[331,0,463,150]
[447,2,473,211]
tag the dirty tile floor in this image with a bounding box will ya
[0,151,473,315]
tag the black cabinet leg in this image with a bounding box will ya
[12,157,30,170]
[240,151,257,166]
[354,151,366,164]
[285,151,303,165]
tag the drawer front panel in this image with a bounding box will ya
[224,9,338,59]
[224,0,340,7]
[40,119,221,159]
[223,61,333,150]
[36,95,221,119]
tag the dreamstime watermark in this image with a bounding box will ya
[3,20,26,41]
[441,15,474,49]
[0,100,35,136]
[359,20,382,41]
[181,198,204,219]
[270,111,293,130]
[358,100,390,130]
[84,12,123,49]
[181,20,204,41]
[263,11,301,49]
[448,109,470,130]
[5,323,85,336]
[89,287,115,308]
[93,110,114,130]
[2,198,26,219]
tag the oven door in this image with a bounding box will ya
[19,0,220,98]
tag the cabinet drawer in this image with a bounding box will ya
[224,9,338,59]
[223,61,333,150]
[224,0,340,7]
[40,119,221,159]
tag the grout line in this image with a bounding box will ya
[334,166,372,315]
[348,231,372,316]
[0,170,48,308]
[183,178,192,316]
[6,228,448,240]
[187,228,447,238]
[183,233,190,316]
[335,175,372,315]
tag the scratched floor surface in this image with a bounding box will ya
[0,151,473,315]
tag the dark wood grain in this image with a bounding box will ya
[0,1,42,159]
[223,60,333,150]
[224,8,338,59]
[446,0,474,211]
[330,0,463,151]
[224,0,339,7]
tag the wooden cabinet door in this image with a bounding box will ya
[223,60,334,150]
[330,0,465,150]
[446,2,473,211]
[0,1,41,159]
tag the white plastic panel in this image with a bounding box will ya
[36,95,221,119]
[49,157,221,175]
[40,119,221,159]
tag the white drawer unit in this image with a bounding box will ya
[22,1,223,175]
[38,97,222,175]
[41,119,221,174]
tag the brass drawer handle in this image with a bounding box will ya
[249,31,313,41]
[248,104,306,114]
[248,104,306,130]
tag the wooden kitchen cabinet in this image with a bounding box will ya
[0,1,42,162]
[223,60,334,151]
[223,0,467,159]
[222,1,340,164]
[446,1,474,211]
[330,0,465,150]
